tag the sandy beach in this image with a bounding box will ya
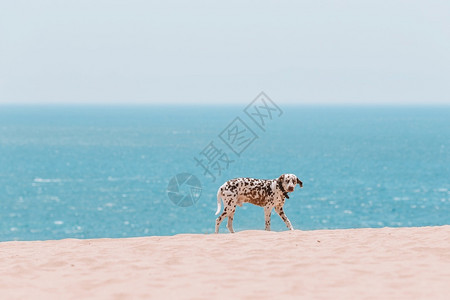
[1,226,449,299]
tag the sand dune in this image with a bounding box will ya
[1,226,449,299]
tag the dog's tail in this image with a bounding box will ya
[215,189,223,215]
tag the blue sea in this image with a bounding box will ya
[0,105,449,241]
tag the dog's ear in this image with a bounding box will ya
[277,174,285,184]
[296,177,303,188]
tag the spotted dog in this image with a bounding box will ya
[215,174,303,233]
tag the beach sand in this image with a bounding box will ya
[1,226,449,299]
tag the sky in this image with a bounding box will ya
[0,0,449,105]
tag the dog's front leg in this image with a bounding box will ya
[264,206,273,231]
[275,205,294,230]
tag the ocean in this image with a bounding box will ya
[0,105,449,241]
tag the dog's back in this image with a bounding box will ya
[217,177,275,209]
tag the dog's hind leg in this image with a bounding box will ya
[226,206,236,233]
[215,211,227,233]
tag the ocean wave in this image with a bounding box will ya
[33,178,62,183]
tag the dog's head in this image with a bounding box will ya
[277,173,303,193]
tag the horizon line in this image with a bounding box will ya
[1,102,449,107]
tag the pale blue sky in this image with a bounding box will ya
[0,0,449,105]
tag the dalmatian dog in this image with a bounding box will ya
[215,174,303,233]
